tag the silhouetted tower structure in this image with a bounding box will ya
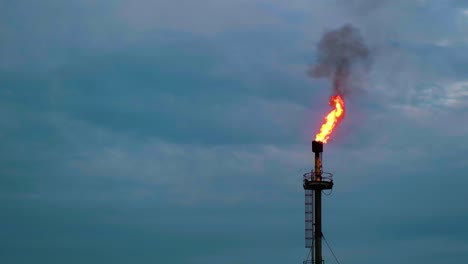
[303,141,333,264]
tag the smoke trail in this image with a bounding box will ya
[310,24,370,96]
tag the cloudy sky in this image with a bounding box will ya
[1,1,468,263]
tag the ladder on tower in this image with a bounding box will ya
[305,189,314,249]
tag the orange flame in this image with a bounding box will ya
[315,95,345,143]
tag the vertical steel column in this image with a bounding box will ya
[311,190,315,264]
[314,189,322,264]
[312,140,323,264]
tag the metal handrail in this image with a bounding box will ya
[303,171,333,183]
[303,260,324,264]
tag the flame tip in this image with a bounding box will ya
[314,94,345,143]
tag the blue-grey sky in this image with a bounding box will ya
[1,1,468,263]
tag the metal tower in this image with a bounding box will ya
[303,140,333,264]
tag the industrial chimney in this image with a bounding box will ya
[303,140,333,264]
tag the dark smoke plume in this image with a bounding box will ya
[310,24,370,96]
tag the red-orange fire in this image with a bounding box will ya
[315,95,345,143]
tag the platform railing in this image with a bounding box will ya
[303,260,324,264]
[303,171,333,183]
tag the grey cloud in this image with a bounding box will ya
[1,1,468,264]
[329,0,468,115]
[451,0,468,8]
[336,0,389,13]
[14,36,313,146]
